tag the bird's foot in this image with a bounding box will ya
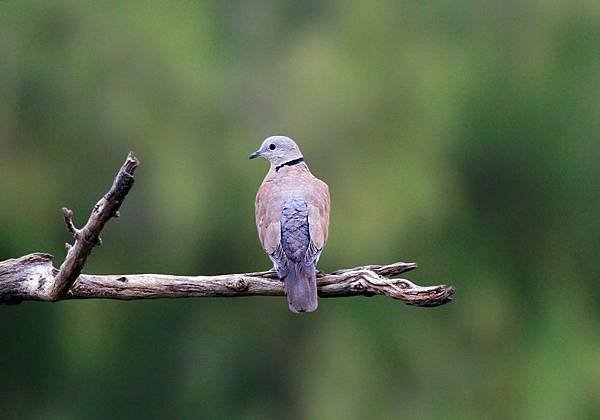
[261,267,279,279]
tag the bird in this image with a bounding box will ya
[249,136,330,313]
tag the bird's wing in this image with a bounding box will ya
[306,177,330,263]
[255,180,282,255]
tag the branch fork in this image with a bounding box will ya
[48,152,139,300]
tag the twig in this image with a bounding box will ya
[48,152,139,300]
[0,253,454,306]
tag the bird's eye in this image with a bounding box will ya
[269,144,276,150]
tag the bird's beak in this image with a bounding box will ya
[248,150,261,159]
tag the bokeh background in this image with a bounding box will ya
[1,1,599,419]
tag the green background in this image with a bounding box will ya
[1,1,598,419]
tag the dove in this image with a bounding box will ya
[249,136,330,313]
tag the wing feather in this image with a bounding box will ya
[256,180,282,255]
[306,178,330,263]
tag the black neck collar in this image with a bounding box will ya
[275,157,304,172]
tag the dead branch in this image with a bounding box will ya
[0,253,453,306]
[48,152,139,300]
[0,152,454,308]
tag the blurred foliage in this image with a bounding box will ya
[1,1,599,419]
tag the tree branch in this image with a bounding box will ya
[0,151,454,308]
[49,152,139,300]
[0,253,454,306]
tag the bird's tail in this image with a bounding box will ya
[284,262,318,313]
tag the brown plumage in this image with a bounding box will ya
[250,136,330,313]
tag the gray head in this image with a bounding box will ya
[249,136,304,167]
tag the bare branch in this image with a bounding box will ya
[48,152,139,300]
[0,150,454,309]
[0,253,454,307]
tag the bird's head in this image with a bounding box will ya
[249,136,304,168]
